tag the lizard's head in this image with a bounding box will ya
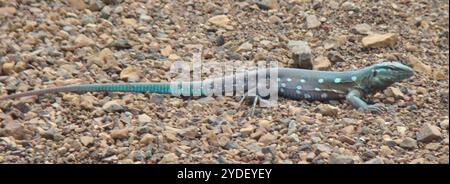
[363,61,414,91]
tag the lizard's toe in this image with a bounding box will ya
[367,103,387,114]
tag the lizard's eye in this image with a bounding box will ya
[387,66,396,71]
[373,70,378,77]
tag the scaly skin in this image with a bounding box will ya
[0,61,414,113]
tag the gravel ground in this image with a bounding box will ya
[0,0,448,164]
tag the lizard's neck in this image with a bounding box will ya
[353,67,395,94]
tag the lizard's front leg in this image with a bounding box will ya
[346,90,386,113]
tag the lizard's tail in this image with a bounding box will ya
[0,85,77,101]
[0,83,172,101]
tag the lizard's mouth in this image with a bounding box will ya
[399,68,414,80]
[392,66,414,81]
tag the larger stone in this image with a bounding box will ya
[160,45,172,57]
[102,100,124,112]
[122,18,137,25]
[182,126,199,139]
[341,1,359,11]
[329,154,354,164]
[208,15,233,30]
[98,48,114,62]
[362,33,397,48]
[351,24,372,35]
[416,124,442,142]
[339,135,356,145]
[140,134,156,145]
[315,144,332,153]
[138,114,152,124]
[433,70,446,81]
[240,126,255,136]
[113,39,132,49]
[341,125,355,135]
[3,121,27,140]
[80,136,95,146]
[306,15,321,29]
[120,66,140,82]
[149,93,165,104]
[317,104,339,117]
[384,87,407,99]
[258,120,272,129]
[110,128,129,139]
[407,55,432,75]
[259,133,276,145]
[74,34,94,48]
[163,131,178,142]
[288,40,312,69]
[68,0,87,10]
[159,153,178,164]
[256,0,279,10]
[236,42,253,52]
[293,0,311,4]
[312,56,331,70]
[89,0,105,11]
[2,62,15,75]
[398,137,417,150]
[440,119,449,130]
[364,157,384,164]
[0,7,16,16]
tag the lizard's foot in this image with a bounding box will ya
[238,94,267,117]
[360,103,387,114]
[237,93,247,108]
[237,87,273,117]
[237,87,257,108]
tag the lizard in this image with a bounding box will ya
[0,61,414,114]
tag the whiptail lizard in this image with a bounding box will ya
[0,61,414,114]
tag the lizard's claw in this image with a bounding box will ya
[249,95,259,117]
[238,87,256,108]
[237,93,262,117]
[237,93,247,108]
[361,103,387,114]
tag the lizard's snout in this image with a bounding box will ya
[404,66,415,78]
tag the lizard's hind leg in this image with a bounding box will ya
[237,87,257,108]
[237,87,270,117]
[237,92,248,107]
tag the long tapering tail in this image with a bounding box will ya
[0,83,172,101]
